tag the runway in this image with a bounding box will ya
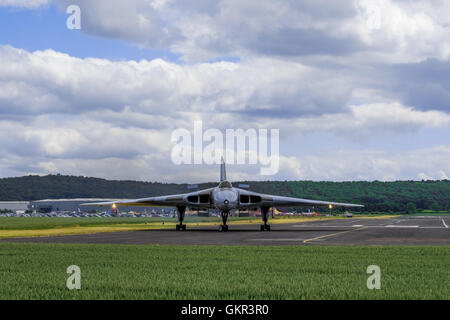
[2,216,450,246]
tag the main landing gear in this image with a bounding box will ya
[219,211,229,232]
[260,206,271,231]
[176,206,186,231]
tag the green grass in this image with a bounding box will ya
[0,217,216,230]
[0,243,448,300]
[410,211,450,216]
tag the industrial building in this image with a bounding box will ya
[0,201,29,212]
[27,199,152,213]
[1,199,252,217]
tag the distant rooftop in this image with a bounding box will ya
[30,199,126,203]
[0,201,29,204]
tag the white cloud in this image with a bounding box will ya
[5,0,450,63]
[3,46,448,136]
[2,0,450,183]
[2,141,448,182]
[274,146,450,182]
[349,0,450,63]
[0,45,449,181]
[11,0,435,63]
[310,103,449,134]
[0,45,352,120]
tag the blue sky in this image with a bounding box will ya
[0,0,449,182]
[0,5,179,61]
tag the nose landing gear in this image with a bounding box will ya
[220,211,229,232]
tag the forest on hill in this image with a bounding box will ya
[0,175,449,213]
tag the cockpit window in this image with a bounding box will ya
[218,181,232,188]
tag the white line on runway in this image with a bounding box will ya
[442,219,449,228]
[246,238,305,242]
[339,219,364,225]
[291,225,355,228]
[291,225,446,229]
[303,227,367,243]
[386,225,419,228]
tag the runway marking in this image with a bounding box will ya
[292,225,445,229]
[292,225,351,228]
[303,227,367,244]
[442,219,449,229]
[352,225,363,227]
[335,219,364,225]
[386,225,419,228]
[247,238,306,242]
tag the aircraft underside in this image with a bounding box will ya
[175,205,271,232]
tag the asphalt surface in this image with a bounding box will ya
[2,216,450,246]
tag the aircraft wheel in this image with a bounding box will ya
[265,224,271,231]
[260,225,265,231]
[219,225,229,232]
[176,224,186,231]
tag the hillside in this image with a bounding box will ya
[0,175,449,213]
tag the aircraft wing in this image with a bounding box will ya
[236,189,363,208]
[80,188,214,208]
[259,194,363,208]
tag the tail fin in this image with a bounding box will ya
[220,157,226,181]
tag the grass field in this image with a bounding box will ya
[0,215,399,239]
[410,212,450,216]
[0,243,448,300]
[0,216,224,230]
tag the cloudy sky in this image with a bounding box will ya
[0,0,449,182]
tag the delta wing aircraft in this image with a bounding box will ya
[82,159,363,232]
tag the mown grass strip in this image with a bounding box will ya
[0,215,399,239]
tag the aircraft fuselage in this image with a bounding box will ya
[212,187,239,212]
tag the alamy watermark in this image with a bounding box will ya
[171,121,280,175]
[66,5,81,30]
[366,265,381,290]
[66,265,81,290]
